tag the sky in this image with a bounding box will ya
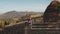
[0,0,54,13]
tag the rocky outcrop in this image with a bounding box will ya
[43,0,60,29]
[43,0,60,22]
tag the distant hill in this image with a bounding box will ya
[0,11,43,19]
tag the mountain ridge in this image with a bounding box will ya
[0,11,43,19]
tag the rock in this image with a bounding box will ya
[43,0,60,22]
[43,0,60,29]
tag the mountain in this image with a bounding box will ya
[0,11,43,19]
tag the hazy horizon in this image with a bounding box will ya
[0,0,60,13]
[0,0,51,13]
[0,0,52,13]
